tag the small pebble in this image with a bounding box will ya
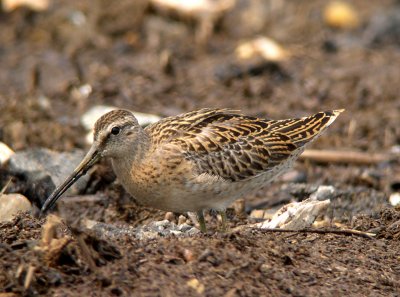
[235,36,288,62]
[153,219,170,228]
[170,230,183,236]
[178,223,193,232]
[324,1,360,30]
[389,193,400,206]
[178,215,187,225]
[186,278,205,294]
[165,212,175,222]
[0,193,32,222]
[259,263,272,274]
[233,198,245,217]
[310,185,336,201]
[0,142,14,165]
[250,209,265,219]
[183,249,195,262]
[280,170,307,183]
[2,0,49,12]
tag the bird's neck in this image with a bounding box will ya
[113,128,151,164]
[132,128,151,162]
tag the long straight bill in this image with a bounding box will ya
[40,146,100,215]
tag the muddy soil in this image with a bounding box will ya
[0,0,400,296]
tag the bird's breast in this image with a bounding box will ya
[111,150,197,211]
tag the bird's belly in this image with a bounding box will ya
[112,148,301,213]
[122,176,230,212]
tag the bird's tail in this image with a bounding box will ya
[271,109,344,146]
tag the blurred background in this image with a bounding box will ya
[0,0,398,153]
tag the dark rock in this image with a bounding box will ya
[364,7,400,47]
[7,148,89,207]
[322,39,339,53]
[215,61,290,83]
[38,51,78,96]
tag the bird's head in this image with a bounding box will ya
[40,109,146,215]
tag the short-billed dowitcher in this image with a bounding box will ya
[41,108,343,232]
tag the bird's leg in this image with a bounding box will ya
[218,210,228,232]
[197,210,207,233]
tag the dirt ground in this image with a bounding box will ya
[0,0,400,296]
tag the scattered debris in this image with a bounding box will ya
[182,248,195,262]
[57,194,106,205]
[215,61,290,83]
[164,211,175,222]
[255,227,376,239]
[363,7,400,47]
[83,218,200,240]
[187,278,205,294]
[23,265,36,290]
[323,1,360,30]
[0,193,32,222]
[149,0,235,43]
[299,149,388,165]
[249,209,272,220]
[178,215,187,225]
[389,193,400,206]
[280,169,307,183]
[309,185,336,201]
[222,0,279,37]
[0,142,15,165]
[159,49,175,75]
[235,36,289,62]
[144,15,190,48]
[34,214,73,266]
[257,198,330,229]
[150,0,234,16]
[37,50,78,96]
[70,84,92,101]
[233,198,246,217]
[2,0,49,12]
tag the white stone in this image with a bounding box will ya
[235,36,289,62]
[389,193,400,206]
[2,0,49,12]
[150,0,233,15]
[310,185,336,201]
[0,193,32,222]
[0,142,14,165]
[257,198,330,230]
[390,145,400,154]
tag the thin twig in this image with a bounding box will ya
[0,178,12,198]
[70,228,98,272]
[254,228,376,239]
[24,265,36,290]
[300,149,388,165]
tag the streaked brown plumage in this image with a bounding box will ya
[41,108,344,232]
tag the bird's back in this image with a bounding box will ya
[145,108,343,183]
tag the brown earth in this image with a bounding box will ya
[0,0,400,296]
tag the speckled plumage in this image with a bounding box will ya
[41,108,343,231]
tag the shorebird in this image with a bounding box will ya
[41,108,343,232]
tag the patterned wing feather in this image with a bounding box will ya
[147,109,343,181]
[145,108,239,145]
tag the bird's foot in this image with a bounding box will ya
[196,210,207,233]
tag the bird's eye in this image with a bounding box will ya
[111,126,121,135]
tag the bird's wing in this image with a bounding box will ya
[145,108,239,145]
[146,109,342,181]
